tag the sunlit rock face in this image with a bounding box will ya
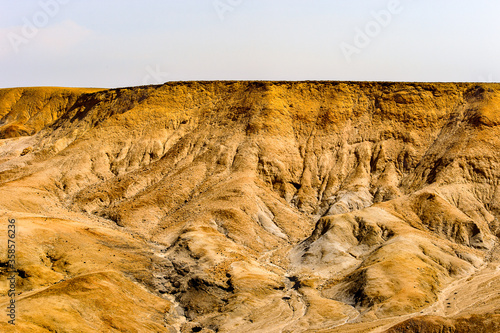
[1,81,500,332]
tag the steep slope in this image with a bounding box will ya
[0,87,103,139]
[0,81,499,332]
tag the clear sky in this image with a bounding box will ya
[1,0,500,88]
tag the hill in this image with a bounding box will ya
[1,81,500,332]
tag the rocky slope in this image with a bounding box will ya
[0,81,500,332]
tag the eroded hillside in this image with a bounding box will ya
[1,81,500,332]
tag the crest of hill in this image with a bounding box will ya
[0,87,103,139]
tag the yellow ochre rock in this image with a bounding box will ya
[1,81,500,332]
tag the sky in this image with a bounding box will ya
[1,0,500,88]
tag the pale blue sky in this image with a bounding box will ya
[1,0,500,88]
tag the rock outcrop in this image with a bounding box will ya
[1,81,499,332]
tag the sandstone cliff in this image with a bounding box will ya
[0,81,499,332]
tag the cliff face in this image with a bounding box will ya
[1,81,500,332]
